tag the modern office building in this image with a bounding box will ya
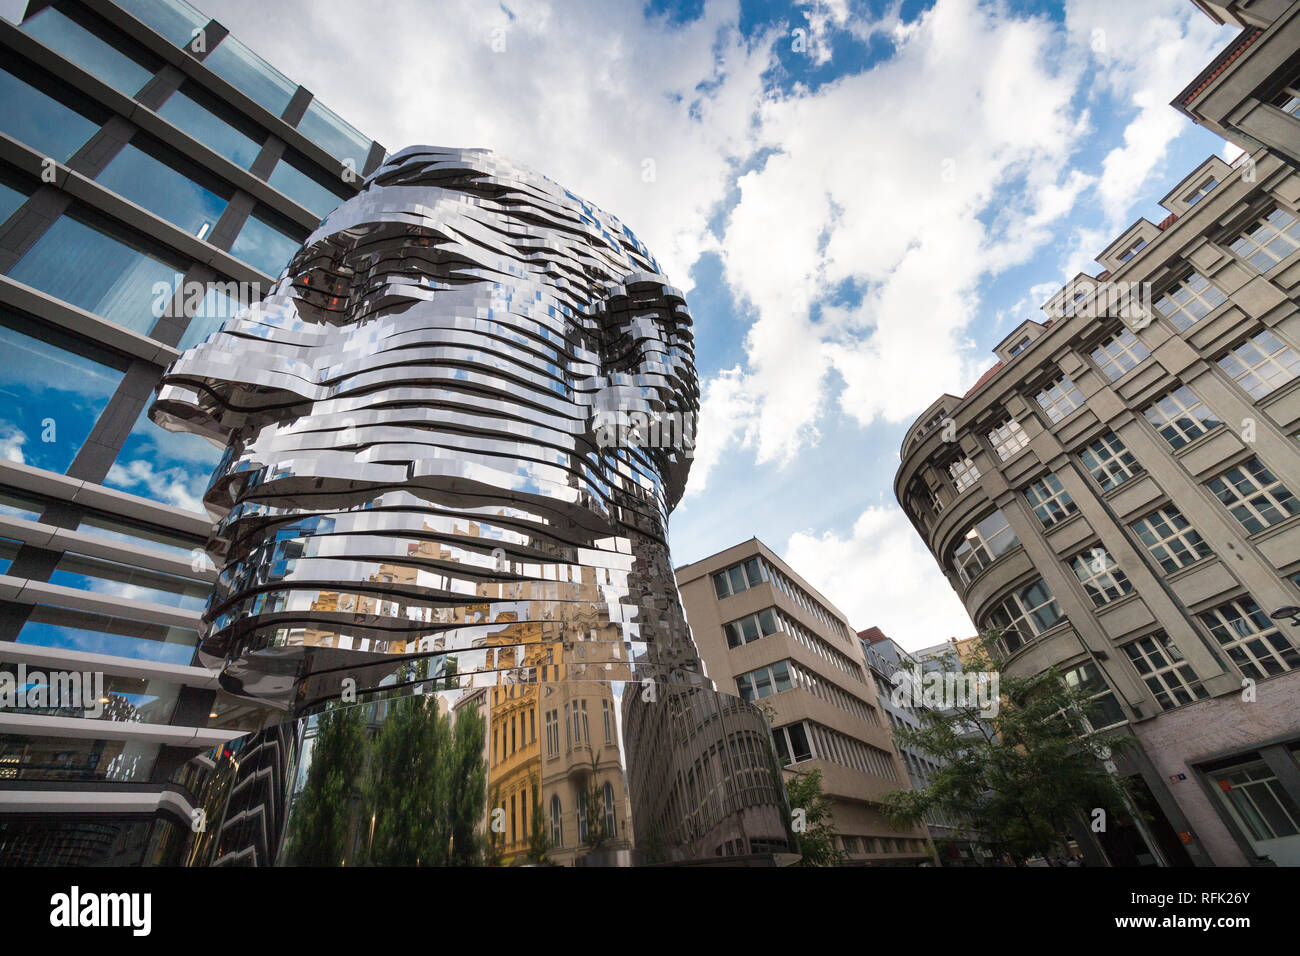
[896,60,1300,863]
[858,627,988,865]
[676,540,933,864]
[0,0,388,862]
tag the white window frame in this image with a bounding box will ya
[988,417,1029,461]
[1143,385,1221,449]
[1154,271,1227,331]
[1091,327,1151,381]
[1069,547,1133,607]
[985,578,1062,653]
[952,510,1020,585]
[1199,597,1300,680]
[1130,506,1213,573]
[1217,328,1300,400]
[1123,632,1208,711]
[1023,472,1077,527]
[1035,374,1085,424]
[948,455,981,494]
[1079,430,1142,491]
[1229,205,1300,271]
[1207,456,1300,534]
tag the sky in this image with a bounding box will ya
[4,0,1243,650]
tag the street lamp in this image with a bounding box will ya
[1270,606,1300,627]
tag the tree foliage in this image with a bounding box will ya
[785,768,846,866]
[283,700,366,866]
[881,631,1136,863]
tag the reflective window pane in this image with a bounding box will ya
[156,82,264,170]
[96,137,230,238]
[0,178,28,225]
[0,309,127,473]
[230,208,304,277]
[76,513,202,560]
[203,35,296,116]
[9,211,185,335]
[268,151,349,218]
[105,405,221,513]
[49,553,209,612]
[296,97,370,165]
[114,0,207,48]
[177,282,246,351]
[17,605,196,667]
[0,63,104,163]
[21,7,155,96]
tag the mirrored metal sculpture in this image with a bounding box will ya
[146,147,796,865]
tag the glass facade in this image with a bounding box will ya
[0,309,128,473]
[296,97,371,165]
[9,211,184,336]
[0,0,380,867]
[230,207,304,276]
[22,6,156,97]
[155,83,265,170]
[202,34,296,116]
[0,63,104,163]
[95,137,231,238]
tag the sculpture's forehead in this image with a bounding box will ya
[303,146,663,280]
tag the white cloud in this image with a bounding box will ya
[106,461,206,513]
[0,423,26,465]
[783,505,973,649]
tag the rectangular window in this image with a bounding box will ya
[268,150,351,219]
[723,608,779,649]
[1118,237,1147,263]
[157,82,265,170]
[948,456,980,494]
[49,553,209,612]
[296,97,371,165]
[8,210,185,336]
[1131,506,1213,573]
[711,557,765,598]
[22,6,157,96]
[1023,473,1077,527]
[1124,633,1208,710]
[951,510,1020,585]
[1213,758,1300,842]
[1199,597,1300,680]
[0,62,106,163]
[76,512,203,560]
[107,405,221,513]
[115,0,208,48]
[1154,272,1227,331]
[202,34,297,116]
[985,578,1062,652]
[988,417,1029,461]
[736,661,794,702]
[1061,662,1126,730]
[1217,329,1300,400]
[1230,206,1300,271]
[1185,176,1219,206]
[96,135,231,238]
[1143,386,1220,450]
[1206,457,1300,534]
[0,308,128,473]
[1035,374,1085,424]
[1091,327,1151,381]
[18,605,196,666]
[1008,336,1031,356]
[1069,547,1133,607]
[1079,431,1142,491]
[230,207,306,278]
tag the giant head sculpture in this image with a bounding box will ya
[151,146,705,710]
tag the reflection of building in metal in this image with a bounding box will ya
[140,143,791,866]
[677,540,933,864]
[621,681,791,863]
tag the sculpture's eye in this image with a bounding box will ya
[292,259,353,315]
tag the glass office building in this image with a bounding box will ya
[0,0,385,864]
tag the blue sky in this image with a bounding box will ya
[4,0,1241,649]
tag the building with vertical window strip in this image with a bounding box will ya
[0,0,385,862]
[896,3,1300,867]
[675,539,934,864]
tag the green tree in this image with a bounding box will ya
[447,701,487,865]
[366,691,452,865]
[578,753,612,852]
[284,700,366,866]
[881,631,1136,864]
[785,768,846,866]
[526,779,551,864]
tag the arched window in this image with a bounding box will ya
[549,794,562,846]
[603,782,616,836]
